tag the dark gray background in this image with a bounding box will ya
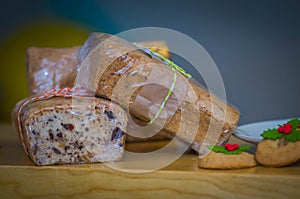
[1,0,299,125]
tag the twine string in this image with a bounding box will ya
[17,87,91,155]
[134,43,191,124]
[18,43,192,155]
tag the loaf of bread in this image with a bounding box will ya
[27,46,80,96]
[26,41,169,96]
[76,33,240,153]
[13,91,127,165]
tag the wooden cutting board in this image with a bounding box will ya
[0,124,299,198]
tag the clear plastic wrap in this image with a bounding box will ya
[12,87,127,165]
[24,32,240,155]
[25,41,171,143]
[26,42,170,96]
[75,33,240,154]
[26,47,80,96]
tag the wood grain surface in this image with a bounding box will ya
[0,124,300,199]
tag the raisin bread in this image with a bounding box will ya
[13,96,127,165]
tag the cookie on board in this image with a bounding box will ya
[199,144,257,169]
[255,118,300,167]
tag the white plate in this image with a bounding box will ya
[233,118,298,144]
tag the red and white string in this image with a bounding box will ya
[17,87,91,155]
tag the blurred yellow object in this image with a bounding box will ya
[0,19,89,122]
[138,41,170,59]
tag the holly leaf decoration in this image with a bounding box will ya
[285,129,300,142]
[207,145,227,153]
[261,128,285,140]
[261,118,300,142]
[287,118,300,130]
[208,145,251,155]
[239,145,252,151]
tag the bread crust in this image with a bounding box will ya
[76,33,240,153]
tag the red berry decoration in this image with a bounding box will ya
[209,144,251,154]
[283,128,291,134]
[233,144,239,149]
[262,118,300,141]
[278,126,284,133]
[278,123,292,134]
[225,143,239,151]
[284,123,292,128]
[224,143,232,151]
[283,123,292,134]
[227,146,235,151]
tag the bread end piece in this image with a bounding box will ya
[17,97,127,165]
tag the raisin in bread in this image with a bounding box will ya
[13,96,127,165]
[76,33,240,153]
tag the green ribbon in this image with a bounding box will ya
[134,43,191,124]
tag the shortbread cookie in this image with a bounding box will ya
[255,118,300,167]
[255,139,300,167]
[199,151,257,169]
[198,144,257,169]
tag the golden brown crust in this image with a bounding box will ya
[26,33,240,150]
[198,151,257,169]
[255,139,300,167]
[77,33,240,152]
